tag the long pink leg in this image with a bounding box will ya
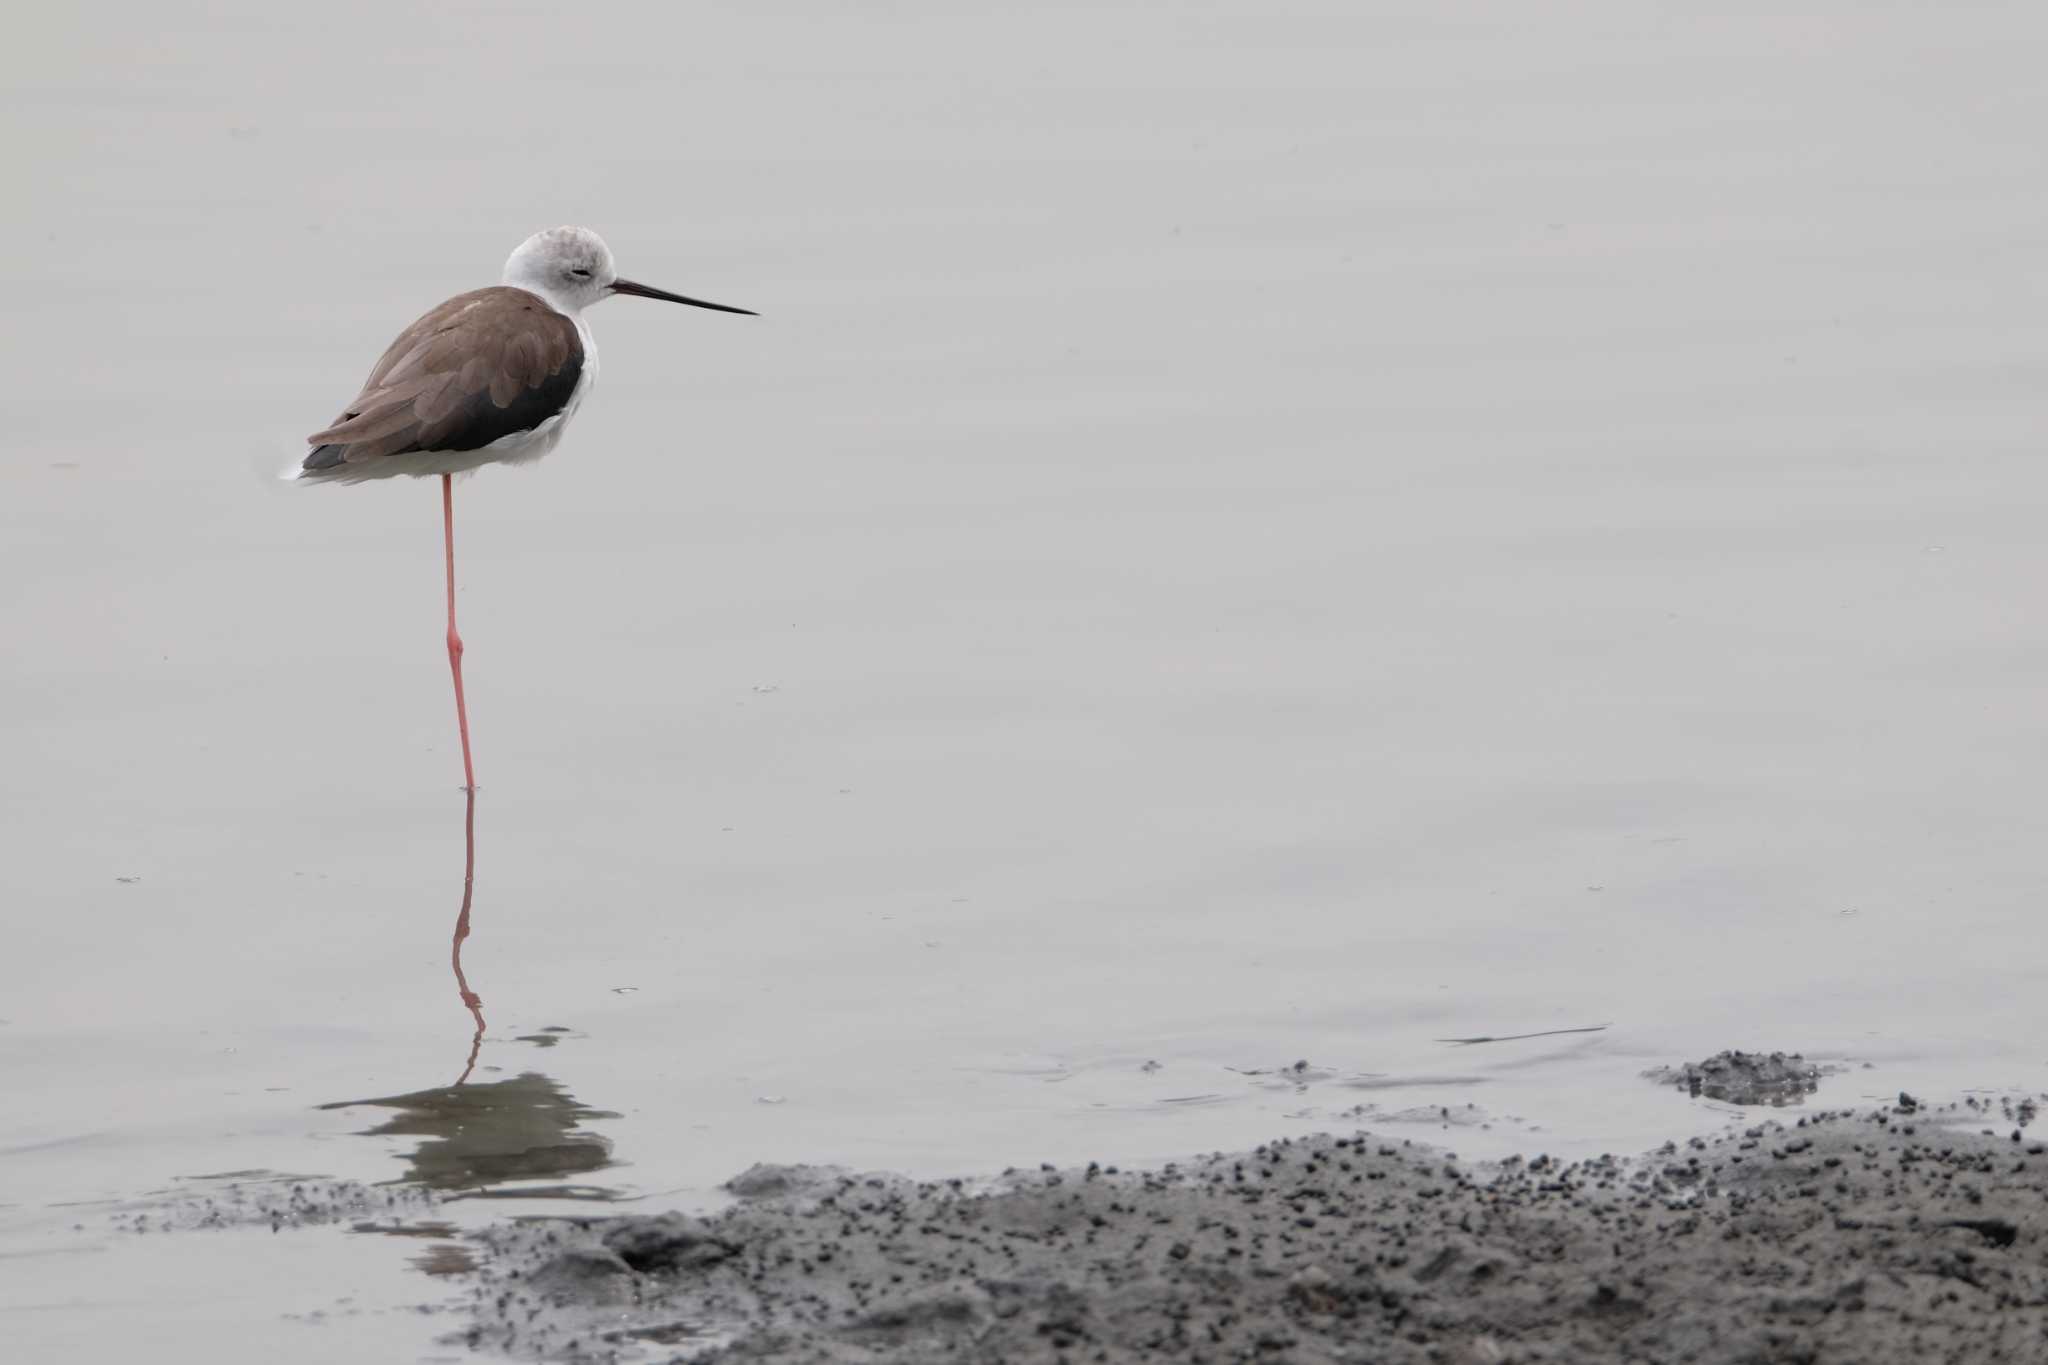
[442,474,477,792]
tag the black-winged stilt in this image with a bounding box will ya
[290,226,755,790]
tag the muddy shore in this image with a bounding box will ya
[447,1097,2047,1364]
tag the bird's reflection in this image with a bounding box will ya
[317,787,621,1199]
[452,786,485,1085]
[317,1071,620,1196]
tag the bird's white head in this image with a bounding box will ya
[501,225,757,319]
[502,226,618,313]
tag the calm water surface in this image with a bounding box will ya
[4,2,2046,1360]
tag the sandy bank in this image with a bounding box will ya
[453,1097,2046,1363]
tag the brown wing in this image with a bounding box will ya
[302,286,583,472]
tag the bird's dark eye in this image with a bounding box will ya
[569,268,593,278]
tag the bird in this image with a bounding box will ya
[289,226,755,791]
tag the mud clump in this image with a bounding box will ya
[524,1247,635,1306]
[599,1215,736,1274]
[464,1104,2048,1364]
[1647,1049,1828,1105]
[722,1163,850,1202]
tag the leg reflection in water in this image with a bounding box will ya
[452,786,486,1085]
[319,785,620,1198]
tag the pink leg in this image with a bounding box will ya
[443,474,477,792]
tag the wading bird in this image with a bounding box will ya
[290,226,755,790]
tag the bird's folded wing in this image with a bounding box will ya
[304,287,583,469]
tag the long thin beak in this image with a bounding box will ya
[610,278,757,316]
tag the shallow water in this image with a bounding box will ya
[5,1,2047,1358]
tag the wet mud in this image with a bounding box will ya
[123,1176,436,1236]
[453,1097,2048,1364]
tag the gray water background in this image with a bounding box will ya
[4,2,2046,1359]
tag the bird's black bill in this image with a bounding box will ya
[610,278,757,315]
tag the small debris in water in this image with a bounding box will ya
[1227,1060,1340,1092]
[1438,1024,1608,1046]
[1646,1050,1834,1106]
